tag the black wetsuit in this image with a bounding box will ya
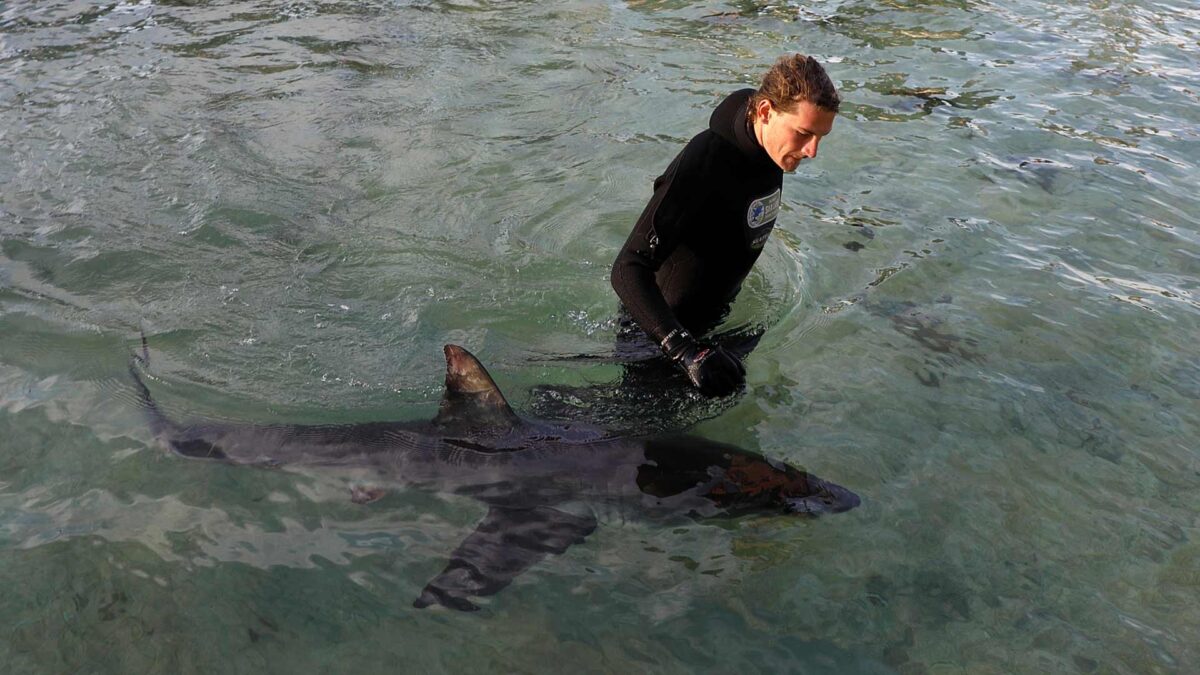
[611,89,785,347]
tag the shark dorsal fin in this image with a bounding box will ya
[434,344,519,430]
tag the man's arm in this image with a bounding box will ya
[610,152,692,345]
[610,144,746,397]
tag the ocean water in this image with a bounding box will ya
[2,0,1198,672]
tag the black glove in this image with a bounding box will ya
[661,329,746,397]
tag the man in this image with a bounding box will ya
[610,54,839,397]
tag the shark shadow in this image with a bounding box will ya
[129,341,859,611]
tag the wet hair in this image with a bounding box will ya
[747,54,840,120]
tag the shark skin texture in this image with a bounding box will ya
[130,342,860,611]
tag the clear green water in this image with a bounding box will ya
[2,0,1198,672]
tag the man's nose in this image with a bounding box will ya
[803,137,821,159]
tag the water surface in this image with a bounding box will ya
[2,0,1199,672]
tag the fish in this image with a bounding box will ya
[129,340,860,611]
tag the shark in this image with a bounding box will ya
[129,341,860,611]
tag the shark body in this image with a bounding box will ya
[130,343,859,611]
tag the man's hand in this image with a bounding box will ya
[661,330,746,397]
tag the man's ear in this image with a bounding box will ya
[755,98,773,123]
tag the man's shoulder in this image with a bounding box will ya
[674,127,739,176]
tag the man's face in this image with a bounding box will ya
[755,100,836,173]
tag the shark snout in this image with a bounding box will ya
[784,480,861,515]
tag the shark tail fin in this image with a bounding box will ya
[128,331,175,437]
[435,345,519,430]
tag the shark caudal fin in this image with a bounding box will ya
[129,333,228,460]
[128,332,176,438]
[434,345,520,431]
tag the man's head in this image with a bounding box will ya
[748,54,840,173]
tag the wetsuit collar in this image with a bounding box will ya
[709,88,779,172]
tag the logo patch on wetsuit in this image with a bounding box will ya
[746,189,781,229]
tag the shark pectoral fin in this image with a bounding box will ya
[413,505,597,611]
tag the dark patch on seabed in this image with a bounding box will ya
[859,297,984,387]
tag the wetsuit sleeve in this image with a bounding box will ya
[610,141,705,345]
